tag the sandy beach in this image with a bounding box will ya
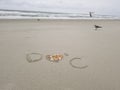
[0,19,120,90]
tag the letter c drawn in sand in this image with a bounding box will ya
[69,57,88,69]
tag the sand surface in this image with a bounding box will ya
[0,19,120,90]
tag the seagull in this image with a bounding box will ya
[94,25,102,30]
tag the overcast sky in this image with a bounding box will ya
[0,0,120,16]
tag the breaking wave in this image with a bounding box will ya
[0,9,119,19]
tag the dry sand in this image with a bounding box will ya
[0,19,120,90]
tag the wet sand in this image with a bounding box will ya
[0,19,120,90]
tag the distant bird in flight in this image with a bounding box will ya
[94,25,102,30]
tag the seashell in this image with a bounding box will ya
[46,54,63,62]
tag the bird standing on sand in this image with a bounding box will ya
[94,25,102,30]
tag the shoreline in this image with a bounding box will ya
[0,18,120,23]
[0,17,120,21]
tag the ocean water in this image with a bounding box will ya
[0,9,119,19]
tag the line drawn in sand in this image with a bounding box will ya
[69,57,88,69]
[26,53,43,63]
[26,52,88,69]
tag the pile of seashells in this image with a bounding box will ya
[46,54,63,62]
